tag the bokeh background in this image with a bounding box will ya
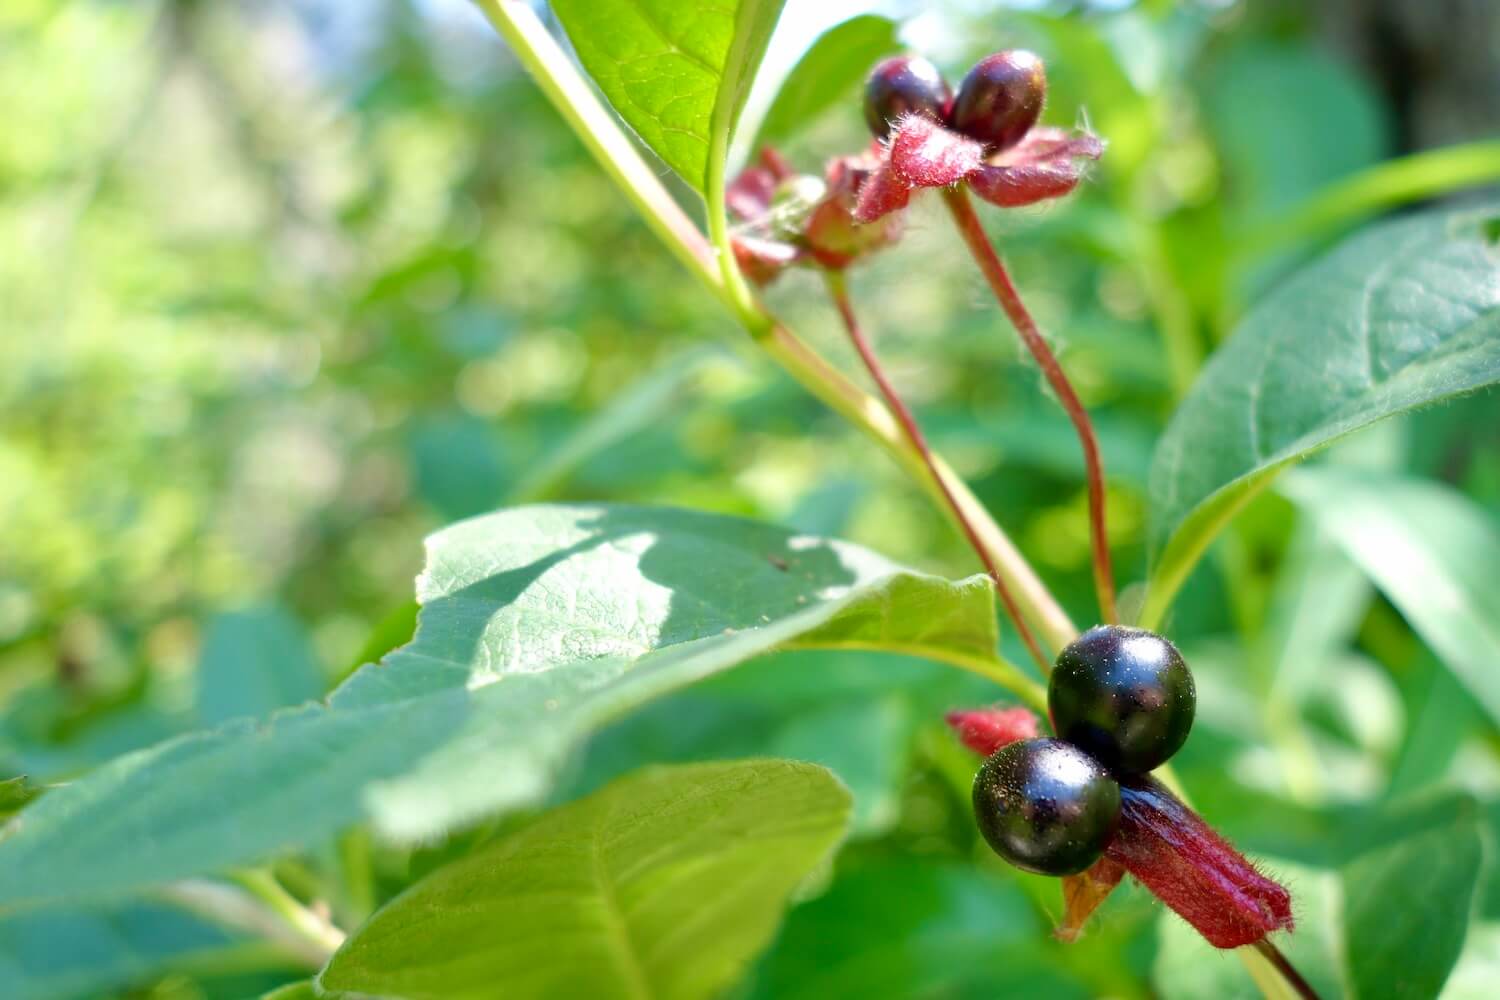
[2,0,1498,997]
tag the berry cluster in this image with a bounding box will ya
[972,625,1197,876]
[864,51,1046,151]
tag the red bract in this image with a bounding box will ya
[854,114,1104,224]
[725,147,793,221]
[1105,775,1293,949]
[944,706,1040,756]
[726,147,902,285]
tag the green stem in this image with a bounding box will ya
[230,869,346,958]
[336,830,377,927]
[160,874,344,969]
[476,0,1077,656]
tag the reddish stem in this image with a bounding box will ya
[941,186,1118,626]
[826,273,1051,674]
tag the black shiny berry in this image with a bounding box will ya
[972,737,1121,876]
[1049,625,1196,775]
[948,50,1046,151]
[863,55,952,140]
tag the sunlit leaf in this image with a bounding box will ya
[551,0,787,193]
[0,505,1006,910]
[319,760,850,1000]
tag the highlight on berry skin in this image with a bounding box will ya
[863,54,952,139]
[971,737,1122,876]
[949,50,1047,151]
[1048,624,1196,776]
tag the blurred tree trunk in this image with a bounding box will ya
[1315,0,1500,152]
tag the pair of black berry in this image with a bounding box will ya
[864,50,1046,150]
[972,625,1196,875]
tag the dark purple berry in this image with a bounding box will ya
[948,50,1046,151]
[863,55,952,140]
[972,737,1121,876]
[1049,625,1196,775]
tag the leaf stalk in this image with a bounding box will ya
[941,186,1118,626]
[824,271,1051,674]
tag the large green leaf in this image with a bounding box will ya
[754,15,898,147]
[746,861,1090,999]
[551,0,786,194]
[1144,201,1500,625]
[1202,40,1386,220]
[0,900,253,1000]
[1341,814,1484,999]
[1280,467,1500,727]
[0,505,1008,910]
[319,760,851,1000]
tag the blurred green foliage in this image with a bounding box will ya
[1,0,1497,997]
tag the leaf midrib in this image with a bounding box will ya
[591,806,654,1000]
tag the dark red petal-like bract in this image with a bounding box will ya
[1105,775,1294,949]
[968,127,1105,209]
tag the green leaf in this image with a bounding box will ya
[196,606,325,725]
[746,861,1089,999]
[551,0,787,194]
[0,505,1010,910]
[1341,814,1484,999]
[408,412,511,520]
[1144,201,1500,625]
[0,900,248,1000]
[318,760,851,1000]
[260,982,317,1000]
[0,777,40,823]
[1256,523,1370,701]
[1280,467,1500,728]
[1202,40,1387,220]
[574,650,987,835]
[754,15,898,147]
